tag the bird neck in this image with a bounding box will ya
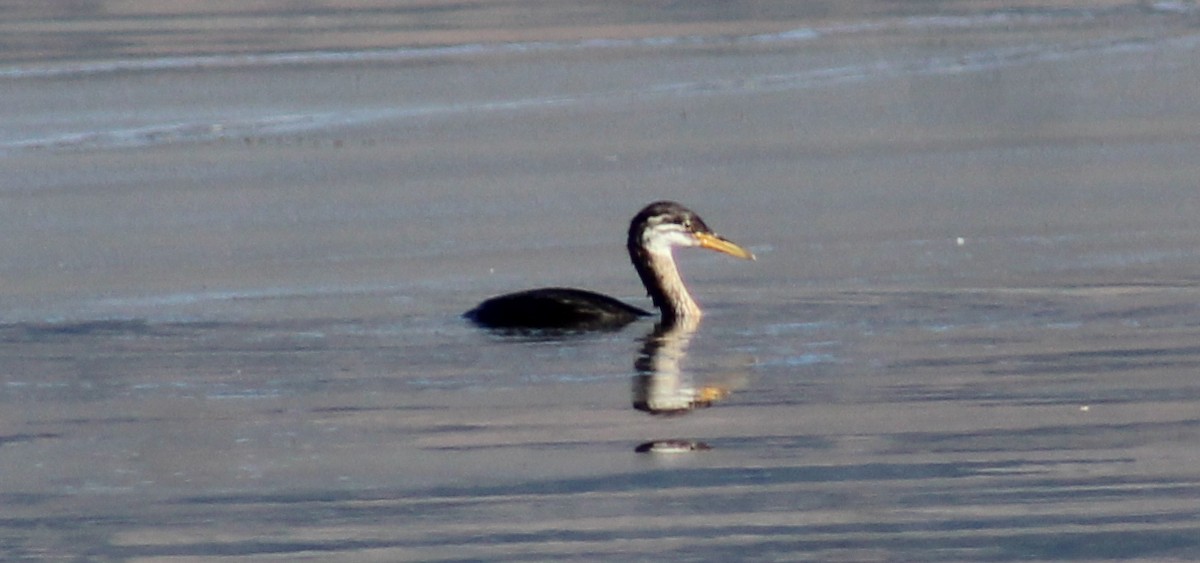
[629,245,702,320]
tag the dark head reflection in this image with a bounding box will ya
[632,317,739,415]
[635,440,712,453]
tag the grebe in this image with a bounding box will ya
[465,201,754,329]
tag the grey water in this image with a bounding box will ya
[3,1,1200,560]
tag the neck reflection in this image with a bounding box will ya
[632,316,737,415]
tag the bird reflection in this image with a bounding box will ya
[632,317,740,415]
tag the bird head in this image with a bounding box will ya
[628,201,755,260]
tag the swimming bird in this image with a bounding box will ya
[465,201,754,329]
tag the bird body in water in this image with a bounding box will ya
[465,201,754,329]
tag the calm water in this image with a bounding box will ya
[3,2,1200,560]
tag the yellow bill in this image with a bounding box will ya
[696,232,756,260]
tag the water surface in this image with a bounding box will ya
[3,1,1200,560]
